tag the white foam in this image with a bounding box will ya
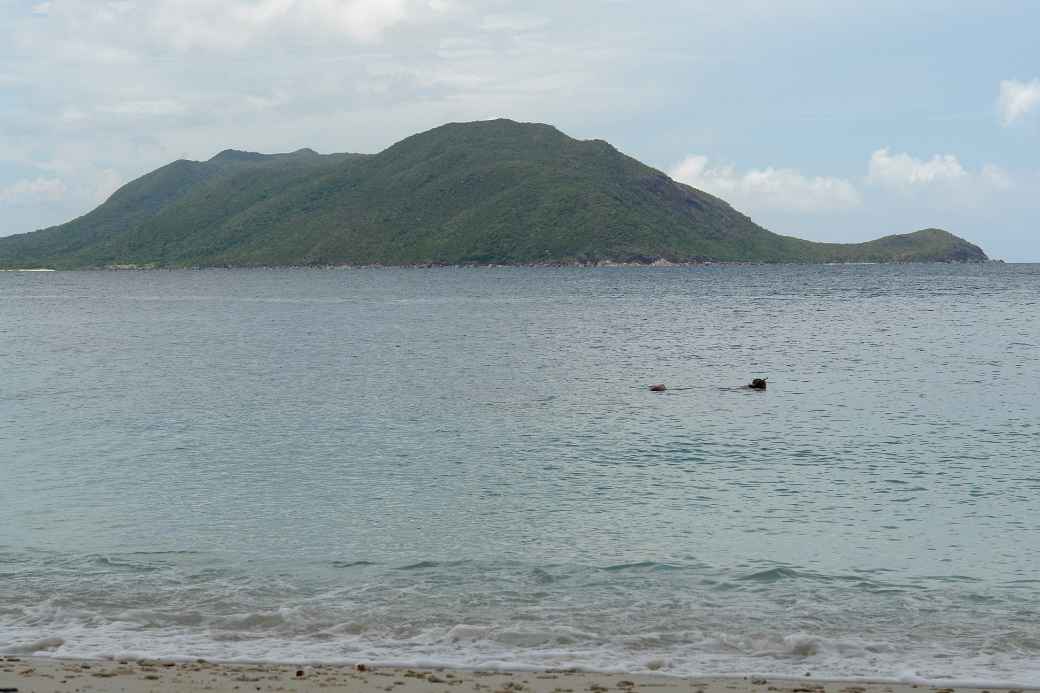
[3,637,65,654]
[4,621,1039,687]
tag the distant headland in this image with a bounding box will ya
[0,119,987,269]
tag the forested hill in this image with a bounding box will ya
[0,120,987,268]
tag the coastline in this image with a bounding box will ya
[2,658,1036,693]
[0,257,1002,271]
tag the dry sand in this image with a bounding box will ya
[1,658,1036,693]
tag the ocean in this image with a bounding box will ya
[1,264,1038,684]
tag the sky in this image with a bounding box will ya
[1,0,1037,260]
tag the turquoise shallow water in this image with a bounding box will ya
[1,265,1038,682]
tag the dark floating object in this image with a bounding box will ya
[749,378,767,390]
[649,384,667,392]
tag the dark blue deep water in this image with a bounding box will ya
[1,265,1038,683]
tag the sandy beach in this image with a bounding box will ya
[0,658,1035,693]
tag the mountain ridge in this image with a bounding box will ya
[0,119,987,268]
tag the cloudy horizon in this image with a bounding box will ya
[2,0,1037,260]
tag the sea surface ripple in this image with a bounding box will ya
[1,264,1038,684]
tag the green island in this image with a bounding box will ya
[0,119,987,269]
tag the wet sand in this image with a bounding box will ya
[0,657,1035,693]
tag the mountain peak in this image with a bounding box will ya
[209,149,267,163]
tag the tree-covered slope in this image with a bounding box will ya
[0,120,987,268]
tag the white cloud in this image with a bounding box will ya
[2,158,123,210]
[244,90,291,112]
[0,177,67,204]
[21,0,430,53]
[150,0,423,50]
[330,0,415,38]
[60,108,88,123]
[670,155,861,213]
[867,148,966,188]
[98,99,187,117]
[479,13,549,32]
[671,147,1017,222]
[866,148,1013,198]
[998,78,1040,126]
[980,163,1013,190]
